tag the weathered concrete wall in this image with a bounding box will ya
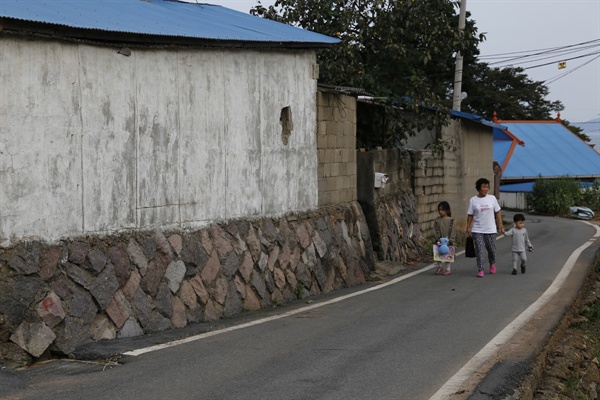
[0,202,374,365]
[316,91,357,206]
[0,36,319,244]
[455,119,496,234]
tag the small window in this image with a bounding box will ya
[280,106,293,145]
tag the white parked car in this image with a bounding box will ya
[570,206,595,220]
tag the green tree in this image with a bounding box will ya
[526,178,580,216]
[460,62,564,121]
[251,0,484,148]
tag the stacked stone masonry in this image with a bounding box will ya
[317,90,357,206]
[0,202,374,364]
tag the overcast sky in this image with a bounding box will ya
[203,0,599,124]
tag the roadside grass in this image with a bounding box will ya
[557,249,600,398]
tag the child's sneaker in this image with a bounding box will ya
[490,264,497,274]
[435,267,444,275]
[512,269,517,275]
[477,270,484,278]
[521,265,526,274]
[443,270,452,276]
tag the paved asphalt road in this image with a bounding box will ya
[1,212,599,400]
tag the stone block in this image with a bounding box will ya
[10,322,55,358]
[106,291,132,328]
[108,245,131,287]
[203,299,222,321]
[68,241,89,265]
[117,317,144,339]
[36,291,66,328]
[223,281,242,317]
[200,250,221,285]
[243,286,261,311]
[171,297,186,329]
[122,269,141,301]
[0,275,43,326]
[212,277,227,305]
[39,246,62,280]
[239,252,254,283]
[85,248,107,274]
[166,260,186,293]
[222,252,240,279]
[178,280,197,311]
[189,275,209,305]
[127,239,149,277]
[89,315,116,341]
[88,264,120,310]
[167,234,183,256]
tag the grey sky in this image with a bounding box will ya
[203,0,599,124]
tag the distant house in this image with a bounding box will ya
[402,109,506,235]
[0,0,339,243]
[493,116,600,209]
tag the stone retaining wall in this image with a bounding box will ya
[374,193,424,263]
[0,202,374,365]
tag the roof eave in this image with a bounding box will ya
[0,17,339,49]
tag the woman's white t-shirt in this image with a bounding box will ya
[467,194,501,234]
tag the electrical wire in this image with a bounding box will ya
[544,54,600,85]
[478,38,600,60]
[487,43,599,67]
[472,38,600,85]
[521,51,600,70]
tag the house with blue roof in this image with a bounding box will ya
[0,0,339,242]
[492,115,600,209]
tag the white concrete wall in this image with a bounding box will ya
[0,37,319,243]
[499,192,528,210]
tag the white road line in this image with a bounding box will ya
[429,222,600,400]
[124,258,443,356]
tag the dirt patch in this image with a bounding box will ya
[532,258,600,399]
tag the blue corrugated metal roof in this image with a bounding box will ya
[500,182,535,192]
[450,110,506,130]
[494,121,600,180]
[0,0,340,46]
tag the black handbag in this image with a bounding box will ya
[465,237,476,258]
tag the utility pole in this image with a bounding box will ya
[452,0,467,111]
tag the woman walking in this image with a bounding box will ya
[466,178,505,278]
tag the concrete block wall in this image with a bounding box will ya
[370,148,413,197]
[317,91,357,206]
[413,150,446,238]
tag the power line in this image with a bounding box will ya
[521,51,600,70]
[478,38,600,60]
[486,43,599,67]
[544,54,600,85]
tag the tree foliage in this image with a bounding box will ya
[460,62,564,121]
[251,0,484,148]
[526,178,580,215]
[251,2,579,148]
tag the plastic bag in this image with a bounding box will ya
[465,237,476,258]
